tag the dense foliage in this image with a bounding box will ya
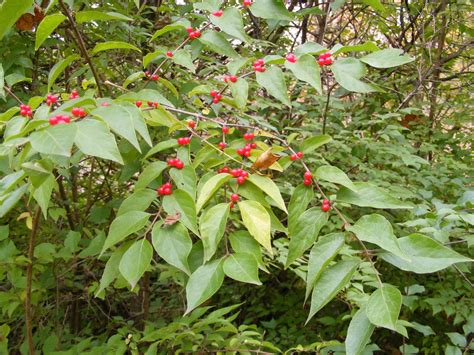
[0,0,473,354]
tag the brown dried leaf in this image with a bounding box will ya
[252,148,280,170]
[164,212,181,225]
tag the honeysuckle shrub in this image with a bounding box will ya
[0,0,472,353]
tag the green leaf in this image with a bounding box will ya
[0,171,26,195]
[0,184,28,218]
[199,203,230,262]
[316,165,357,192]
[286,208,328,267]
[229,231,267,272]
[348,214,406,259]
[101,211,150,254]
[47,54,80,92]
[250,0,294,21]
[361,0,385,13]
[172,49,195,73]
[210,7,250,42]
[149,20,190,41]
[163,189,198,235]
[92,104,140,152]
[305,233,345,301]
[92,41,141,55]
[96,242,130,296]
[143,139,178,160]
[199,31,239,58]
[123,72,145,88]
[230,78,249,109]
[331,58,378,93]
[238,200,272,255]
[346,306,376,355]
[256,66,291,106]
[333,41,379,55]
[170,166,197,200]
[35,13,66,50]
[75,11,132,24]
[366,284,402,330]
[360,48,415,68]
[196,173,232,212]
[152,222,192,275]
[33,175,55,218]
[223,253,261,285]
[74,120,123,164]
[185,258,225,315]
[380,233,472,273]
[119,239,153,289]
[337,182,413,209]
[285,54,322,94]
[0,0,33,40]
[306,259,359,324]
[288,184,313,233]
[294,42,326,56]
[117,189,157,216]
[135,161,167,189]
[247,174,287,213]
[30,123,77,157]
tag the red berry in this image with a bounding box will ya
[244,132,254,140]
[304,171,312,180]
[304,179,312,186]
[243,0,252,6]
[286,53,297,63]
[49,116,59,125]
[188,120,196,128]
[318,58,326,66]
[163,187,172,195]
[210,90,218,97]
[290,154,297,161]
[167,158,177,166]
[212,97,220,104]
[237,176,246,185]
[231,193,239,202]
[222,126,229,134]
[212,10,223,16]
[256,59,265,66]
[151,74,159,81]
[236,148,244,156]
[324,57,333,65]
[61,115,71,124]
[136,101,142,108]
[163,182,172,189]
[186,27,193,34]
[166,51,173,57]
[69,89,79,99]
[297,151,304,158]
[240,170,249,178]
[219,167,230,174]
[101,102,110,107]
[250,142,257,149]
[321,203,330,212]
[255,66,266,72]
[244,150,251,157]
[323,199,330,205]
[175,160,184,169]
[229,75,237,83]
[230,202,235,209]
[219,141,227,149]
[231,169,241,177]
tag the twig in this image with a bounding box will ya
[58,0,104,97]
[4,86,23,105]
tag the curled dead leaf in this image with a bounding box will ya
[164,212,181,225]
[252,148,280,170]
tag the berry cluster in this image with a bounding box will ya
[285,53,297,63]
[45,94,58,106]
[318,52,334,66]
[69,89,80,100]
[321,199,331,212]
[177,136,191,145]
[229,193,239,209]
[147,101,159,108]
[167,157,184,169]
[243,0,252,6]
[157,182,173,196]
[166,51,173,57]
[223,75,237,83]
[186,27,201,39]
[237,142,257,157]
[231,168,249,185]
[253,59,266,72]
[212,10,223,17]
[303,171,312,186]
[19,104,32,118]
[210,90,222,104]
[145,71,159,81]
[290,151,304,161]
[49,114,71,125]
[71,107,87,118]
